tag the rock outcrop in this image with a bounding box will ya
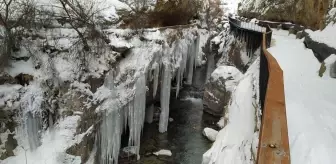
[203,66,242,116]
[304,34,336,62]
[238,0,329,30]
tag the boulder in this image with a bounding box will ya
[202,128,219,142]
[296,31,307,39]
[203,66,242,116]
[238,0,329,30]
[304,35,336,62]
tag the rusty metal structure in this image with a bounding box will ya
[228,16,291,164]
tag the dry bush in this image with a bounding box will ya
[204,0,223,30]
[121,0,203,28]
[166,29,183,46]
[57,0,111,51]
[0,0,36,70]
[151,0,203,26]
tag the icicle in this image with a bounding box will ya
[99,70,123,164]
[175,68,181,98]
[145,104,154,123]
[128,75,146,157]
[159,64,172,133]
[181,43,188,78]
[186,43,195,85]
[122,104,129,133]
[152,62,160,98]
[194,34,200,68]
[99,108,121,164]
[26,112,41,150]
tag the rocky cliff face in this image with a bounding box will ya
[238,0,329,29]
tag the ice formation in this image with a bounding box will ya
[159,64,172,133]
[152,62,160,98]
[97,30,201,163]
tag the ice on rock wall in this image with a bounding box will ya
[159,64,172,133]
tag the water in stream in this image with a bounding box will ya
[122,66,219,164]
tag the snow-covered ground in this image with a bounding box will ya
[269,30,336,164]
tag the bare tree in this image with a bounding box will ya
[204,0,223,30]
[57,0,110,51]
[0,0,36,70]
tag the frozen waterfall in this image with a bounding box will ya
[20,84,44,151]
[26,112,42,150]
[99,73,147,163]
[98,33,201,162]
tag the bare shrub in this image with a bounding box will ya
[152,0,203,26]
[57,0,111,51]
[121,0,203,28]
[204,0,223,30]
[56,0,112,74]
[0,0,36,70]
